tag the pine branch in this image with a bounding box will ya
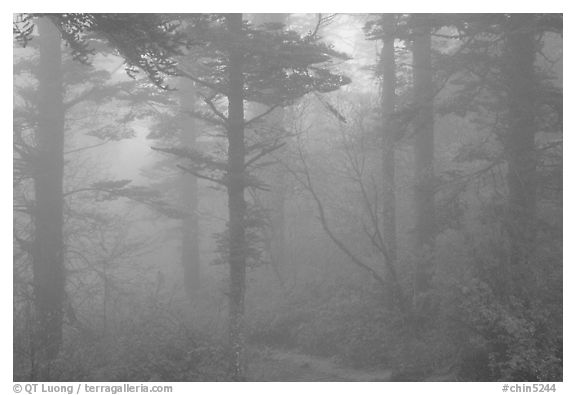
[176,67,226,94]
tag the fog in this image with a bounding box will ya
[13,13,563,382]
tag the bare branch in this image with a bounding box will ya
[244,142,286,170]
[64,141,109,155]
[186,109,228,128]
[282,143,389,290]
[63,187,108,198]
[310,13,323,39]
[201,95,228,124]
[245,104,282,126]
[64,86,100,110]
[308,13,337,40]
[177,165,227,186]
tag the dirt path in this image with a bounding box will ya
[247,346,393,382]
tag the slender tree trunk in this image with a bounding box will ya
[269,173,286,278]
[412,15,435,296]
[180,81,201,298]
[32,17,65,380]
[102,262,108,336]
[181,173,200,296]
[380,14,398,274]
[503,14,537,277]
[226,13,247,381]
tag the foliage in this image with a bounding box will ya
[14,13,189,89]
[14,302,229,381]
[458,278,562,381]
[213,203,271,268]
[13,13,562,382]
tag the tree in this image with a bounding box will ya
[502,14,538,275]
[224,15,248,379]
[365,13,400,278]
[152,13,350,379]
[365,13,440,307]
[432,13,562,295]
[14,14,183,379]
[145,78,203,299]
[378,14,399,267]
[178,82,202,297]
[249,13,290,288]
[424,13,562,380]
[31,18,65,378]
[411,14,436,296]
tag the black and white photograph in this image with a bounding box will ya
[10,6,566,388]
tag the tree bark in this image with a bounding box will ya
[32,17,65,379]
[251,13,289,287]
[503,14,537,272]
[412,15,435,295]
[179,81,201,298]
[269,171,286,280]
[226,13,247,381]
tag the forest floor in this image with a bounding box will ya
[247,346,393,381]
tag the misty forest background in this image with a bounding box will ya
[13,13,562,382]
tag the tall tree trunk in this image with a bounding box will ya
[180,81,201,298]
[412,15,435,296]
[269,172,286,282]
[379,14,398,280]
[503,14,537,281]
[226,13,247,381]
[251,13,288,287]
[32,17,65,379]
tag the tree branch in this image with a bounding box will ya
[245,104,282,126]
[64,141,109,155]
[176,67,226,94]
[244,142,286,170]
[177,164,227,186]
[64,86,100,110]
[283,144,389,290]
[201,95,228,124]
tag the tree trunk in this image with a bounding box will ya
[379,14,398,276]
[32,17,65,380]
[251,13,288,286]
[269,171,286,282]
[503,14,537,278]
[226,13,247,381]
[412,15,435,296]
[179,81,201,298]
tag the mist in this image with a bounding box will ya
[13,13,563,383]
